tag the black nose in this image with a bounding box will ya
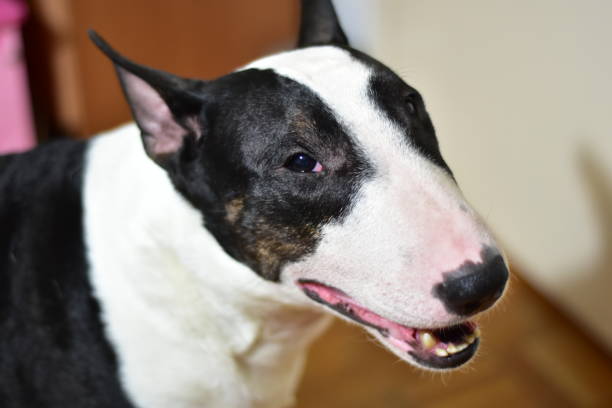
[433,247,509,316]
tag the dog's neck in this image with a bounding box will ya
[83,124,330,408]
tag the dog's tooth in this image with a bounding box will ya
[455,343,469,352]
[465,334,476,344]
[474,327,481,337]
[420,331,436,349]
[434,348,448,357]
[446,341,471,355]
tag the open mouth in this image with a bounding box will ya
[298,279,480,370]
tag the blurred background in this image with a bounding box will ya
[1,0,611,406]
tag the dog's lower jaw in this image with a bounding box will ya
[296,279,484,370]
[84,125,332,408]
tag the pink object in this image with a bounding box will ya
[0,0,35,154]
[297,280,479,358]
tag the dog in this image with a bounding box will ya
[0,1,509,407]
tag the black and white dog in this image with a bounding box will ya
[0,1,508,407]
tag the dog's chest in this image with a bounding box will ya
[110,310,328,408]
[83,127,330,407]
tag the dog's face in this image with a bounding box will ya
[91,0,508,370]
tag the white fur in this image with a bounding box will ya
[84,124,330,408]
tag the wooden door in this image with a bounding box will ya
[23,0,300,139]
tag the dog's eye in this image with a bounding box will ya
[405,95,417,115]
[284,153,323,173]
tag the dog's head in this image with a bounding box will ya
[90,0,508,370]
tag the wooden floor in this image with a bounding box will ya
[296,274,612,407]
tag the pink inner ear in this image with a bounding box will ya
[118,67,192,157]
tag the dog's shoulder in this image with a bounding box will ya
[0,139,89,275]
[0,139,88,287]
[0,139,86,200]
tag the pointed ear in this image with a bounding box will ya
[89,30,204,166]
[298,0,349,47]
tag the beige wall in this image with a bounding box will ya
[337,0,612,350]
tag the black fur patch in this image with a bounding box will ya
[168,69,372,281]
[0,141,134,407]
[347,48,453,175]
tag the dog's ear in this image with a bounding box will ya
[298,0,348,47]
[89,30,204,166]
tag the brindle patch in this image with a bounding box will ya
[236,216,320,281]
[225,197,245,224]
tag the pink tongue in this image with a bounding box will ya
[299,281,416,343]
